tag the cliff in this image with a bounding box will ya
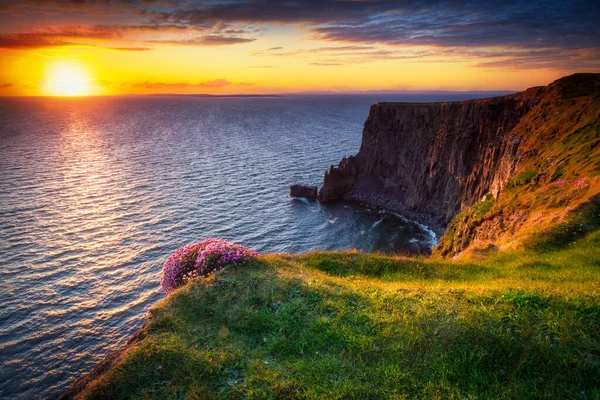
[320,73,600,255]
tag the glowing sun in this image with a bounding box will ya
[44,63,91,96]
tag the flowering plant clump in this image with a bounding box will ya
[160,238,258,293]
[573,178,590,190]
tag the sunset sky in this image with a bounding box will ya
[1,0,599,96]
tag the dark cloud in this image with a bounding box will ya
[0,24,253,49]
[4,1,599,52]
[0,0,169,14]
[0,31,153,50]
[150,35,255,46]
[0,34,73,49]
[153,0,394,27]
[0,83,13,88]
[152,0,600,50]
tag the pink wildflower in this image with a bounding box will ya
[160,238,258,293]
[573,178,590,190]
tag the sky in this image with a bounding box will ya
[0,0,599,96]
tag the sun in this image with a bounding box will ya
[44,62,92,96]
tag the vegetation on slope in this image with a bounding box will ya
[78,230,600,399]
[437,73,600,256]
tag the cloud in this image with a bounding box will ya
[475,49,600,70]
[130,79,232,89]
[311,62,344,66]
[0,0,169,16]
[0,83,13,88]
[0,26,121,49]
[150,35,255,46]
[253,45,434,65]
[0,23,254,50]
[4,1,600,52]
[151,1,600,50]
[153,0,393,27]
[255,45,376,56]
[108,46,152,51]
[1,0,599,68]
[154,0,600,68]
[0,34,71,49]
[0,32,153,51]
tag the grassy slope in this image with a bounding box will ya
[80,230,600,399]
[436,73,600,256]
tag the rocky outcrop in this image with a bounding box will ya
[290,184,318,199]
[319,73,600,253]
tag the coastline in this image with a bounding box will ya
[341,191,446,237]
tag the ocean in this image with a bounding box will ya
[0,93,504,398]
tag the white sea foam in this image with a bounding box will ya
[371,219,383,228]
[389,212,438,247]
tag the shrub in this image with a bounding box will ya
[471,194,494,220]
[506,170,538,188]
[160,239,258,293]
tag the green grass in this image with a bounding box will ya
[506,171,538,189]
[80,231,600,399]
[524,202,600,251]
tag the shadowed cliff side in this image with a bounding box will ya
[320,73,600,256]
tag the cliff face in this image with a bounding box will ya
[320,73,600,254]
[320,87,544,226]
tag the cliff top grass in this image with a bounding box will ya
[77,228,600,399]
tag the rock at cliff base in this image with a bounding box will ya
[290,185,318,200]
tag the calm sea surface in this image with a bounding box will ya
[0,93,504,399]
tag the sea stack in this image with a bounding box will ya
[290,184,318,200]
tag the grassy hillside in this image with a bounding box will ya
[437,73,600,256]
[77,230,600,399]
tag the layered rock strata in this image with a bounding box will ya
[319,88,544,229]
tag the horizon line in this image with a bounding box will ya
[0,89,520,98]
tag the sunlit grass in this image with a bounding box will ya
[78,228,600,399]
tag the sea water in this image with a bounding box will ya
[0,93,500,398]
